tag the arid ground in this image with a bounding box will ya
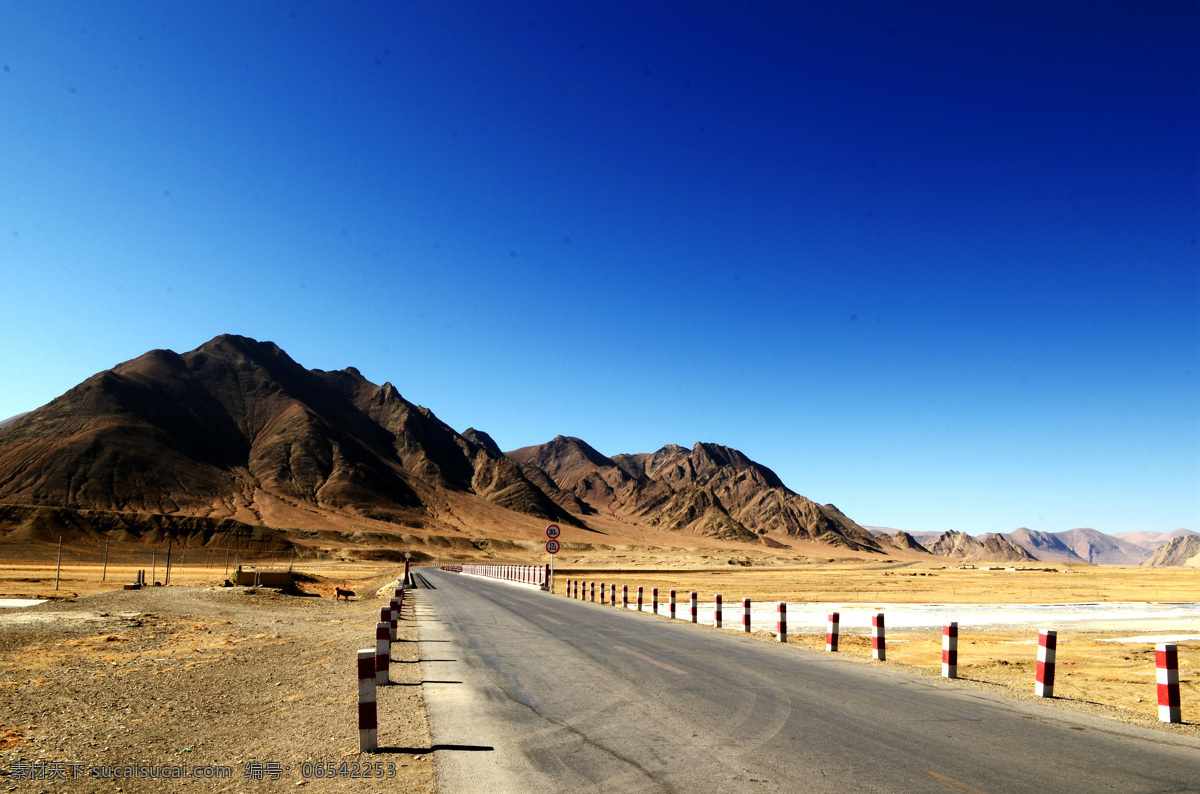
[0,563,434,793]
[0,556,1196,794]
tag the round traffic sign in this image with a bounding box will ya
[545,524,561,539]
[545,539,561,555]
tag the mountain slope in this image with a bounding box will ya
[509,438,882,553]
[0,335,574,529]
[1141,535,1200,567]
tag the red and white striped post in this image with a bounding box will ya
[714,594,723,628]
[386,603,398,642]
[357,649,377,753]
[375,621,390,685]
[652,587,659,615]
[610,583,616,607]
[776,602,787,643]
[590,581,595,602]
[1035,630,1056,697]
[637,586,644,611]
[669,589,676,619]
[871,613,886,661]
[600,582,606,604]
[827,612,839,652]
[1157,643,1182,723]
[622,585,628,609]
[690,591,698,623]
[574,579,580,599]
[743,598,751,632]
[942,622,958,679]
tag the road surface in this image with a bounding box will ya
[413,569,1200,793]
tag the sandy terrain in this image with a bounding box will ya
[0,565,434,793]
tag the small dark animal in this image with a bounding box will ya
[335,587,356,601]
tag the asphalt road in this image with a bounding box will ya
[413,569,1200,793]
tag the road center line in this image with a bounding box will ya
[922,770,987,794]
[613,645,689,675]
[540,615,563,625]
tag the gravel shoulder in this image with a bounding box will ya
[0,577,434,792]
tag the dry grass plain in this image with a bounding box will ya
[551,561,1199,731]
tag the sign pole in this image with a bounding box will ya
[545,525,561,594]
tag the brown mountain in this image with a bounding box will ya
[1140,535,1200,567]
[1,334,884,559]
[508,437,882,552]
[926,530,1035,562]
[0,334,575,533]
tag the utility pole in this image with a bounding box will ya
[101,534,111,582]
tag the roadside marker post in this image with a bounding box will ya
[690,591,698,623]
[942,623,958,679]
[545,525,560,592]
[590,581,595,602]
[1036,630,1057,697]
[375,621,390,685]
[1157,643,1182,723]
[389,598,400,640]
[871,613,886,661]
[652,587,659,615]
[610,583,616,607]
[623,585,628,609]
[743,598,751,632]
[637,586,644,611]
[714,594,723,628]
[357,649,378,753]
[827,612,839,652]
[776,602,786,643]
[600,582,606,604]
[669,589,676,619]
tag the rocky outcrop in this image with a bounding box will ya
[1140,535,1200,567]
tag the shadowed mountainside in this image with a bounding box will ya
[0,335,576,531]
[508,436,883,553]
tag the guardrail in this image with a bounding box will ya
[442,563,550,589]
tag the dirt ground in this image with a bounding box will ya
[0,565,434,793]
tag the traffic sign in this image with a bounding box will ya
[545,524,561,540]
[545,539,560,555]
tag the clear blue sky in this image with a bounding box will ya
[2,2,1196,536]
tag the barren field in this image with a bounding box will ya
[551,562,1200,730]
[0,563,434,793]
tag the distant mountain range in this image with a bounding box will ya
[866,526,1198,566]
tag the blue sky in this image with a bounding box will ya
[2,2,1196,535]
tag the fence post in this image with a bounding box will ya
[942,623,958,679]
[690,591,698,623]
[871,613,886,661]
[1036,630,1056,697]
[714,594,723,628]
[1157,643,1181,723]
[777,602,786,642]
[357,649,378,753]
[376,621,390,685]
[669,589,676,619]
[827,612,839,652]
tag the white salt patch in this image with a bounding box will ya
[0,599,47,609]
